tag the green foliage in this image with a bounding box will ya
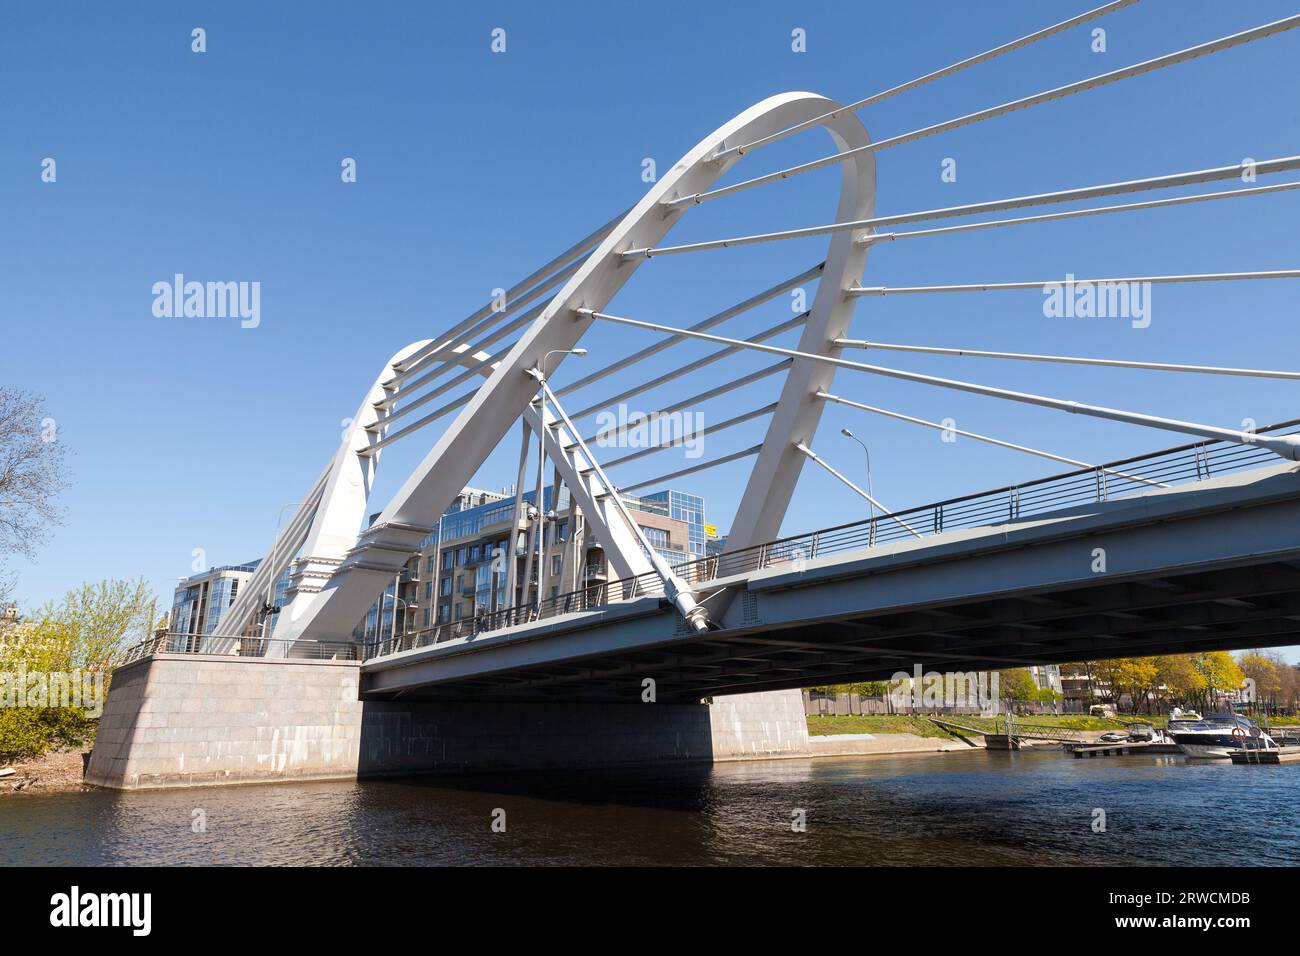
[0,577,154,761]
[811,681,891,696]
[1191,651,1243,697]
[996,668,1040,702]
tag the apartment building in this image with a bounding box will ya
[356,484,704,645]
[172,484,705,648]
[170,561,292,642]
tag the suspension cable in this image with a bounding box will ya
[832,340,1300,381]
[713,1,1138,160]
[580,308,1300,461]
[627,158,1300,258]
[663,15,1300,210]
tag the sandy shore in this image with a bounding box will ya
[1,750,91,796]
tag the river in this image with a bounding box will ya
[2,749,1296,866]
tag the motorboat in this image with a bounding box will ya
[1168,714,1277,759]
[1098,721,1158,744]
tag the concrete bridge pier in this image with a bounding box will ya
[84,652,810,790]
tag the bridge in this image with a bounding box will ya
[90,4,1300,789]
[193,4,1300,666]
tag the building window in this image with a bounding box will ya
[640,526,670,550]
[442,551,453,570]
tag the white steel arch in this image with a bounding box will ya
[210,338,431,643]
[268,91,875,642]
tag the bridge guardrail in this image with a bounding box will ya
[120,633,362,664]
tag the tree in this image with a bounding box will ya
[1153,654,1206,710]
[1238,651,1282,714]
[1191,651,1244,711]
[0,387,69,561]
[44,578,156,671]
[1275,660,1300,714]
[0,577,154,761]
[997,668,1039,703]
[1092,657,1159,713]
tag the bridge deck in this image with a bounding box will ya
[362,461,1300,702]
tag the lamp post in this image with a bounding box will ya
[532,347,587,609]
[840,427,875,520]
[428,513,446,635]
[381,575,409,651]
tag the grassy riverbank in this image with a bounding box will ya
[807,715,965,739]
[807,714,1118,737]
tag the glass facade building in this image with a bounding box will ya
[176,485,707,649]
[640,490,707,558]
[170,561,293,638]
[356,485,705,646]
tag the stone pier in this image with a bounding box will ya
[85,652,809,790]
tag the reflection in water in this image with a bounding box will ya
[2,750,1296,866]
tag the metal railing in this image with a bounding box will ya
[120,632,363,665]
[361,420,1300,660]
[364,620,477,658]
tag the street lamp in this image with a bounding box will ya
[428,512,446,636]
[841,427,875,520]
[380,585,409,651]
[532,347,587,608]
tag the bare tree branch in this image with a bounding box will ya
[0,387,69,560]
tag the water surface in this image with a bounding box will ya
[2,750,1296,866]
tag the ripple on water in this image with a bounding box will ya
[1,750,1296,866]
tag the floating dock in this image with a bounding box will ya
[1228,746,1300,764]
[1069,740,1183,757]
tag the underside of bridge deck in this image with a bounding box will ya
[361,557,1300,703]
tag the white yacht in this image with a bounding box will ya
[1169,714,1277,759]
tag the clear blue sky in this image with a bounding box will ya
[4,1,1299,660]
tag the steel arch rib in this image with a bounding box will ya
[237,338,432,648]
[207,462,330,642]
[725,107,875,554]
[280,92,875,642]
